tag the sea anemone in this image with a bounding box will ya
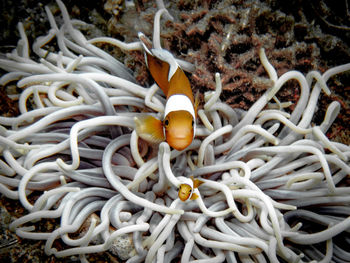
[0,0,349,262]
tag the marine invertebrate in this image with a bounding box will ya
[0,1,350,262]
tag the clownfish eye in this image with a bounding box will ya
[191,120,194,127]
[164,119,169,127]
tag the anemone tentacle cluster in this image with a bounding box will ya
[0,1,350,262]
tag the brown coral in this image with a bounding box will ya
[113,0,349,137]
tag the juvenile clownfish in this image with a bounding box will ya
[134,33,198,151]
[178,176,204,202]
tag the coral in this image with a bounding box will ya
[102,0,349,133]
[150,0,349,142]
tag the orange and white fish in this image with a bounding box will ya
[134,32,197,151]
[178,176,204,201]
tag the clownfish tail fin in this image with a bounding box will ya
[138,32,171,95]
[134,115,165,144]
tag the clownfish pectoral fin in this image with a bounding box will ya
[190,176,204,189]
[134,115,165,144]
[190,192,199,200]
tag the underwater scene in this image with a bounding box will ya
[0,0,349,262]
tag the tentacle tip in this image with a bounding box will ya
[273,138,280,145]
[45,247,56,256]
[259,47,266,57]
[56,158,74,171]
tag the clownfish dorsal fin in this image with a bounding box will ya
[134,115,165,144]
[190,176,204,189]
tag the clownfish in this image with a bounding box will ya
[134,32,198,151]
[178,176,204,201]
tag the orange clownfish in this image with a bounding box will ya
[134,33,197,151]
[178,176,204,201]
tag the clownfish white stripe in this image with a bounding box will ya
[164,94,195,119]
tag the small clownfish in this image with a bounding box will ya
[178,176,204,202]
[134,32,198,151]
